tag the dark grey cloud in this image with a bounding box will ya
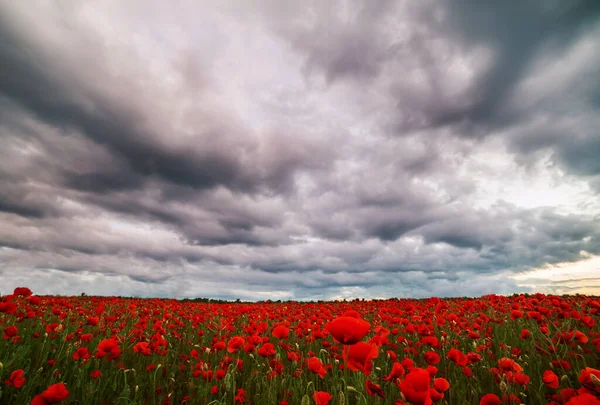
[0,6,332,199]
[441,0,600,124]
[0,0,599,299]
[261,0,600,180]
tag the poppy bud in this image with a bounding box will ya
[591,373,600,387]
[338,391,345,405]
[0,362,3,369]
[499,381,508,393]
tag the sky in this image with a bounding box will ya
[1,0,599,301]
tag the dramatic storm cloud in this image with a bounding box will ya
[1,0,599,300]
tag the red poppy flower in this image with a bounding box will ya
[272,325,290,339]
[366,380,385,398]
[400,368,432,405]
[401,358,415,372]
[324,316,370,345]
[479,393,502,405]
[578,367,600,394]
[374,326,390,337]
[133,342,152,356]
[227,336,245,353]
[421,336,439,348]
[307,357,327,379]
[96,339,121,360]
[313,391,332,405]
[581,315,595,328]
[542,370,559,389]
[513,372,530,386]
[446,348,467,366]
[426,365,438,378]
[234,388,245,403]
[552,360,571,371]
[383,362,406,381]
[345,342,379,376]
[574,330,588,344]
[342,309,362,318]
[565,393,600,405]
[430,387,444,402]
[424,351,440,365]
[80,333,93,343]
[5,369,26,388]
[3,325,18,340]
[467,352,482,363]
[213,341,226,351]
[86,316,99,326]
[31,383,69,405]
[497,358,522,373]
[433,378,450,393]
[72,347,90,361]
[257,343,277,357]
[556,388,577,402]
[13,287,33,297]
[28,296,41,305]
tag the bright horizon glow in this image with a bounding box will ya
[513,254,600,296]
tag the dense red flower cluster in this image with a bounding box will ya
[0,287,599,404]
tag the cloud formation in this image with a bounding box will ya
[1,0,599,300]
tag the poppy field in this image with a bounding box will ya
[1,288,599,405]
